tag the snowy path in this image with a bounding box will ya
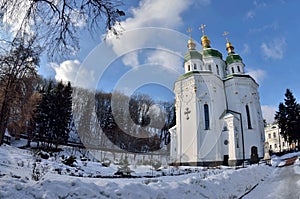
[245,162,300,199]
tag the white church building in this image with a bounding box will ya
[170,29,265,166]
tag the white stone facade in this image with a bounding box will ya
[264,124,290,153]
[170,36,265,166]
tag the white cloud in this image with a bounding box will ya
[249,22,279,33]
[247,68,266,84]
[51,59,98,89]
[253,0,267,8]
[124,0,192,30]
[245,10,255,19]
[51,60,81,83]
[261,37,286,60]
[55,0,210,90]
[261,105,277,124]
[122,52,139,67]
[107,0,196,66]
[242,44,250,54]
[145,49,182,72]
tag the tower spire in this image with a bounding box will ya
[199,24,211,48]
[223,31,235,54]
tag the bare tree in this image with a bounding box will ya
[0,0,125,58]
[0,35,40,144]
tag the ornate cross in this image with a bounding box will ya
[223,31,229,43]
[184,107,191,120]
[187,27,192,38]
[200,24,206,35]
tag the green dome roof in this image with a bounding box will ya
[184,50,202,63]
[226,54,243,65]
[201,48,223,59]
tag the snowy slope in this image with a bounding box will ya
[0,143,297,199]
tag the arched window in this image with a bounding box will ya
[194,63,197,69]
[204,104,209,130]
[231,67,235,74]
[216,65,220,75]
[246,105,252,129]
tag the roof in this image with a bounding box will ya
[226,54,243,65]
[184,50,202,63]
[201,48,223,59]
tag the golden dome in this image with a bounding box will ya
[187,38,196,50]
[201,35,211,48]
[226,41,235,54]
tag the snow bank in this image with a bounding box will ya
[0,144,274,199]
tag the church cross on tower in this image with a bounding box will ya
[223,31,229,43]
[200,24,206,36]
[187,28,192,38]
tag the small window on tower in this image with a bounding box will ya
[231,67,235,74]
[237,66,241,72]
[188,65,190,71]
[208,64,212,71]
[273,132,276,138]
[194,63,197,69]
[216,65,220,75]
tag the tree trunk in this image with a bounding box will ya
[0,99,10,145]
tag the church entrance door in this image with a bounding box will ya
[250,146,259,164]
[223,155,229,166]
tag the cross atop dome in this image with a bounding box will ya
[200,24,206,36]
[186,27,196,50]
[199,24,211,48]
[187,27,192,38]
[223,31,229,43]
[223,31,235,54]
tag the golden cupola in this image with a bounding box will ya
[226,41,235,54]
[187,38,196,50]
[201,35,211,48]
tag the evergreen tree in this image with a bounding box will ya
[33,80,72,149]
[275,89,300,146]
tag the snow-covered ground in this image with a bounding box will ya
[0,141,299,199]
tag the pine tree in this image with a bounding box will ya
[275,89,300,146]
[33,80,72,149]
[275,103,287,140]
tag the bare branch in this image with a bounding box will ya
[0,0,125,60]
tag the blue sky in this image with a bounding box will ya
[36,0,300,123]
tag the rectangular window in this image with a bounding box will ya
[273,132,276,138]
[208,64,212,71]
[268,134,271,139]
[194,63,197,69]
[204,104,209,130]
[216,65,220,75]
[246,105,252,129]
